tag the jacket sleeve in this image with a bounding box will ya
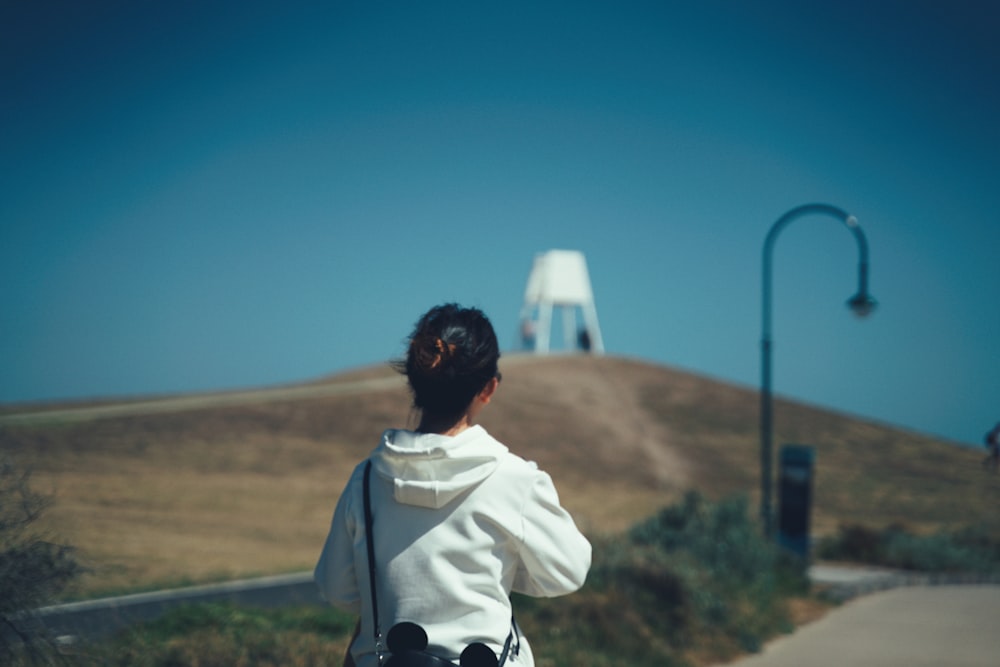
[314,470,363,613]
[512,469,592,597]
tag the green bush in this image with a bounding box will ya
[816,523,887,563]
[817,522,1000,574]
[516,491,808,666]
[630,493,805,647]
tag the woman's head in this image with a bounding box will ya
[396,304,500,422]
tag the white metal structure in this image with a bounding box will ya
[519,250,604,354]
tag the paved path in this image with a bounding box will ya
[720,584,1000,667]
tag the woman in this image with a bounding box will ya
[315,304,591,667]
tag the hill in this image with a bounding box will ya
[1,354,997,598]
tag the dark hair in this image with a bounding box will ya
[393,304,500,421]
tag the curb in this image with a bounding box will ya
[809,564,1000,602]
[25,571,322,642]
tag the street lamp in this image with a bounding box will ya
[760,203,876,538]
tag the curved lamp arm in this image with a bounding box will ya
[762,203,876,341]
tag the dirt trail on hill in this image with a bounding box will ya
[0,376,407,426]
[501,356,691,488]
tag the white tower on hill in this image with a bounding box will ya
[519,250,604,354]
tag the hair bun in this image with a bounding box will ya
[411,335,457,373]
[396,303,500,420]
[431,338,457,369]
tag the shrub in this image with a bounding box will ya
[816,522,887,563]
[627,492,805,649]
[817,521,1000,574]
[1,455,85,665]
[517,491,808,666]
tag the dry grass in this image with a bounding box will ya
[1,354,997,598]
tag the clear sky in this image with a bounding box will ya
[2,1,998,446]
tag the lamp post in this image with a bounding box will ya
[760,203,876,538]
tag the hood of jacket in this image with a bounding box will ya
[370,425,508,509]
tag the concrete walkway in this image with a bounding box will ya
[720,584,1000,667]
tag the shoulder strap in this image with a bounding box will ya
[363,460,385,662]
[497,617,519,666]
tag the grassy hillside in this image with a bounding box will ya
[1,354,996,599]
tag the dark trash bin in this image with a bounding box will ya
[777,444,814,558]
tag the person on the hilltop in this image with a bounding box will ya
[315,303,591,667]
[520,317,535,351]
[983,422,1000,473]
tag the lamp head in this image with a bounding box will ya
[846,292,877,318]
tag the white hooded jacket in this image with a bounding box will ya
[314,425,592,667]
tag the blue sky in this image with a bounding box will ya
[2,1,998,446]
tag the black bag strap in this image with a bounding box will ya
[497,617,518,666]
[362,460,519,666]
[363,460,385,662]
